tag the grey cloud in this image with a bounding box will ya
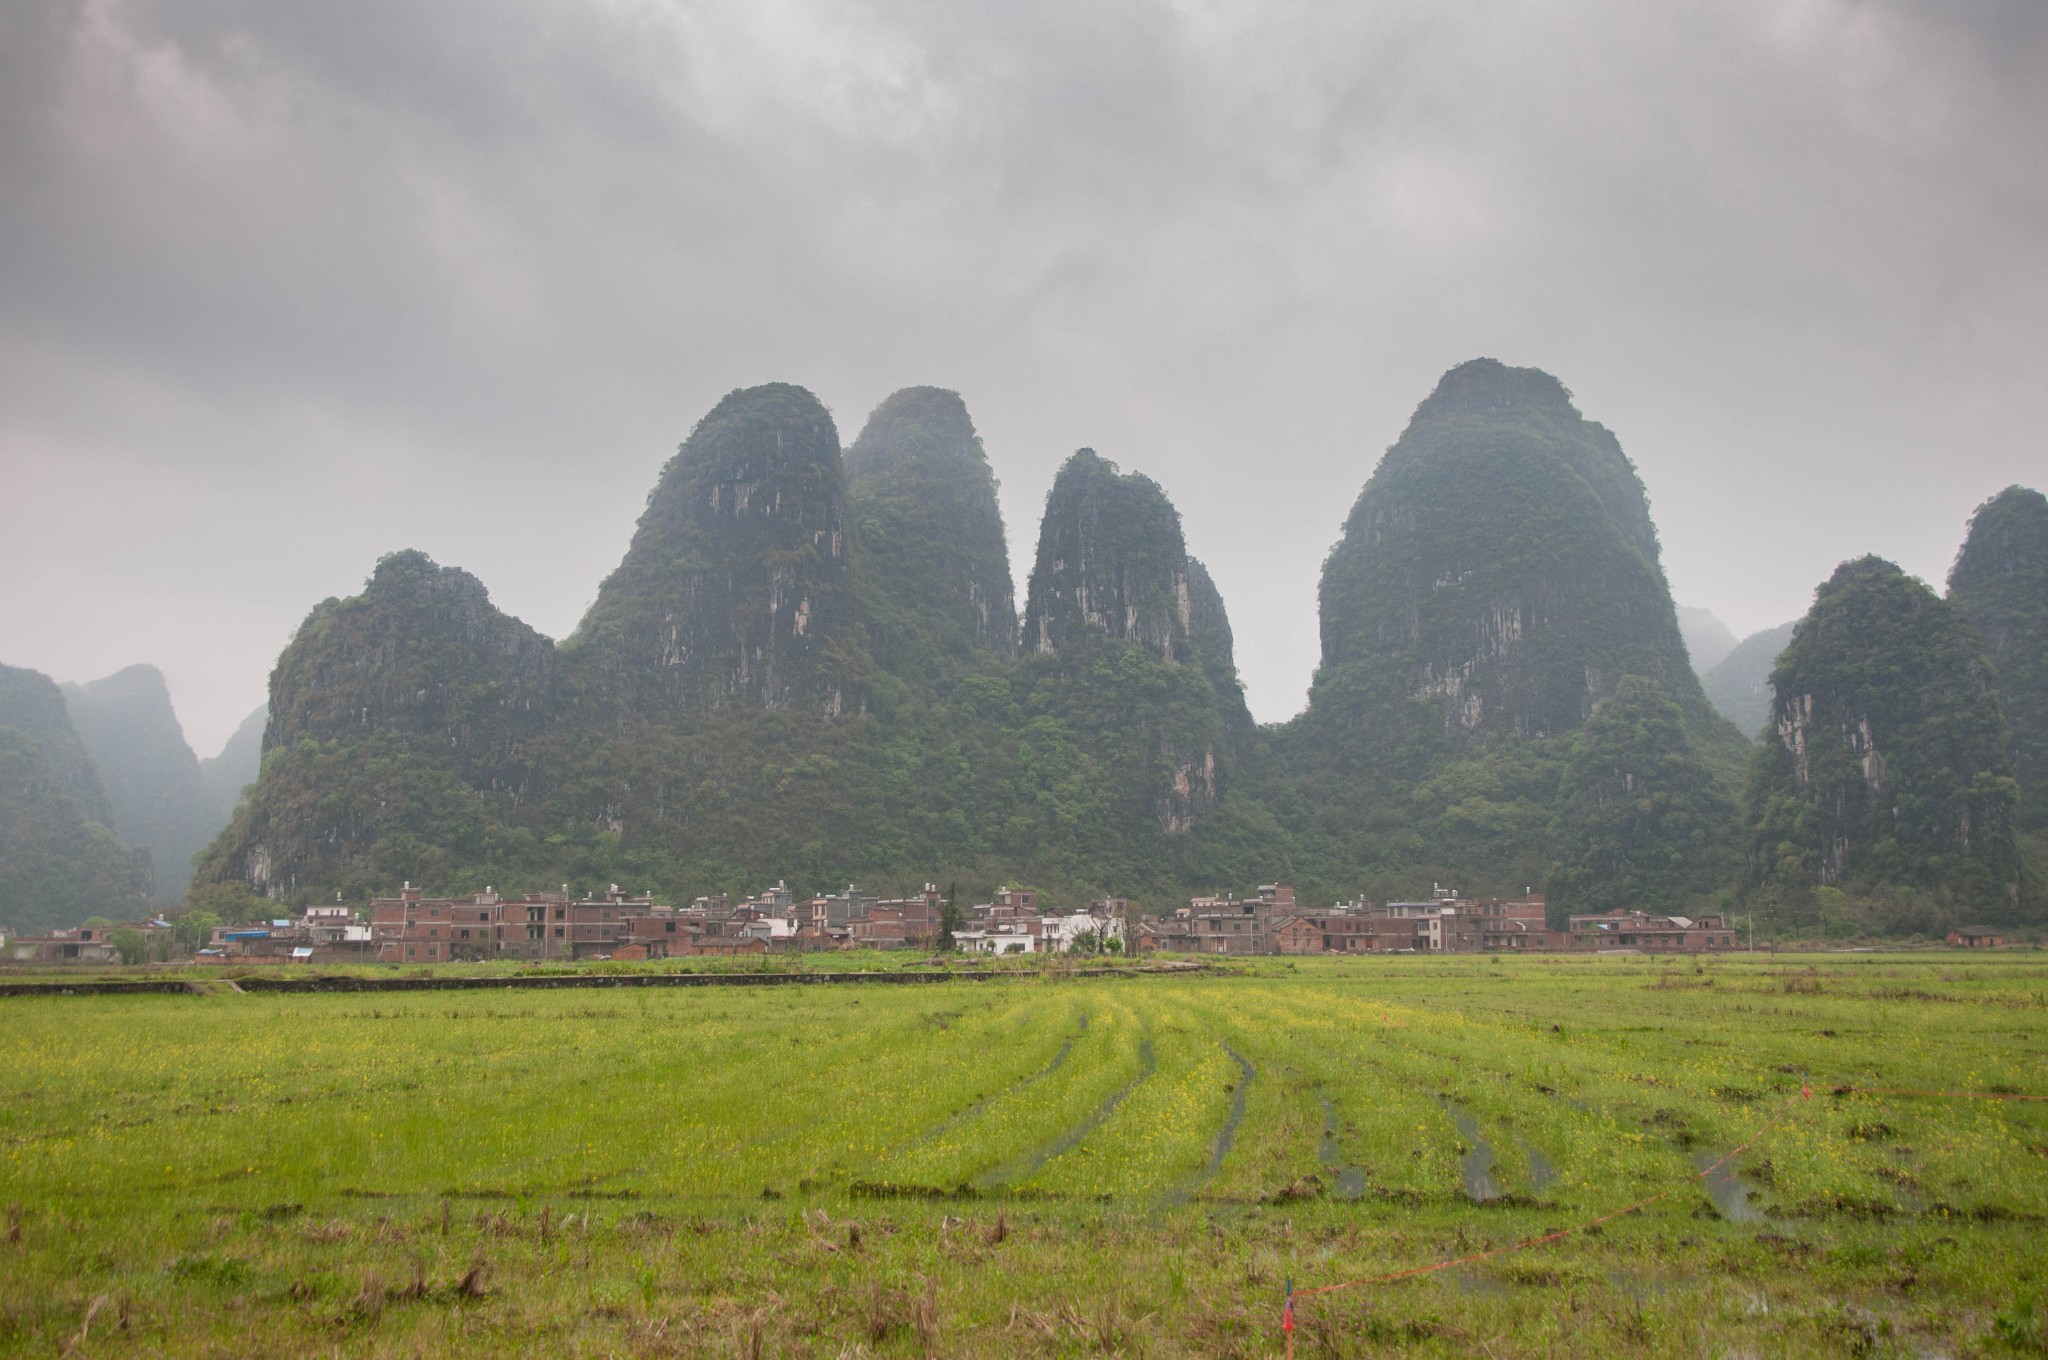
[2,0,2044,748]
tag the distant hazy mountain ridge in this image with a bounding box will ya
[62,664,219,900]
[1702,622,1798,739]
[0,663,151,929]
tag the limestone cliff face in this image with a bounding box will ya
[1024,450,1195,663]
[63,664,218,900]
[844,386,1017,677]
[1022,451,1239,834]
[1311,358,1734,754]
[1948,485,2048,832]
[573,383,864,717]
[1748,556,2020,912]
[267,550,556,787]
[197,551,555,897]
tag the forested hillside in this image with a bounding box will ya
[1948,486,2048,835]
[1251,358,1747,907]
[1744,557,2022,932]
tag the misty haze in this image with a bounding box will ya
[2,4,2045,1356]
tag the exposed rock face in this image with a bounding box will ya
[1702,621,1797,739]
[197,551,557,896]
[268,551,556,787]
[0,663,151,928]
[1311,358,1735,754]
[1748,556,2020,913]
[200,703,267,817]
[63,664,217,901]
[1024,450,1195,663]
[574,383,864,717]
[844,387,1017,677]
[1948,485,2048,832]
[1021,450,1242,834]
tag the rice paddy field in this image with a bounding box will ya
[2,951,2045,1357]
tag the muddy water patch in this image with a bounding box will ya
[1694,1150,1765,1222]
[1518,1140,1557,1193]
[1317,1095,1367,1199]
[1438,1098,1500,1202]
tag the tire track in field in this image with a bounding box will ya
[978,1030,1157,1191]
[891,1007,1091,1160]
[1160,1043,1255,1206]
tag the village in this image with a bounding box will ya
[0,879,1834,966]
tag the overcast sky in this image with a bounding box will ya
[4,0,2045,753]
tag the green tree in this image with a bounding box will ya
[108,927,147,965]
[173,910,221,949]
[1550,676,1739,917]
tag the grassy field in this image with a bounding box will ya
[2,952,2045,1357]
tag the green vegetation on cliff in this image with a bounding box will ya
[1309,359,1737,758]
[1948,485,2048,835]
[845,387,1016,684]
[1745,557,2023,930]
[1549,676,1740,918]
[571,383,866,718]
[1255,358,1746,904]
[196,551,556,897]
[183,365,2030,935]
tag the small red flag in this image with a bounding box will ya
[1802,1083,1811,1101]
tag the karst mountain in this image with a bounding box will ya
[72,359,2025,935]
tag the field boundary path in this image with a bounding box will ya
[0,961,1210,999]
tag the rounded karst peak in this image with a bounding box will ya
[1412,358,1578,425]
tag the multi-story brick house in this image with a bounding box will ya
[1567,910,1736,953]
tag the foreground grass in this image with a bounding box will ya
[1,952,2045,1355]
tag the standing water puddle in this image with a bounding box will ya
[1316,1095,1368,1199]
[1519,1140,1557,1193]
[1693,1150,1765,1222]
[1438,1099,1499,1202]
